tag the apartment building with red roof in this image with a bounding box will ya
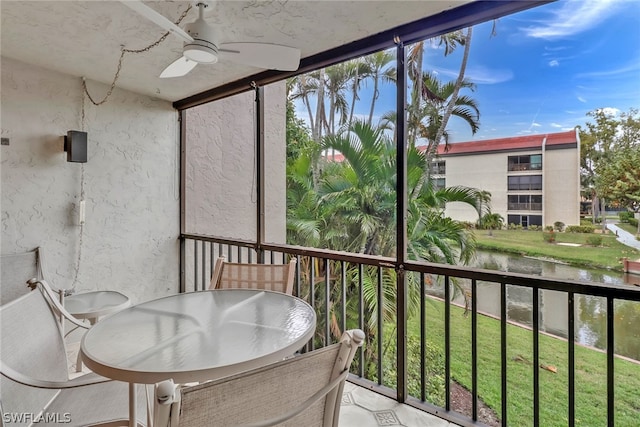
[323,129,581,228]
[430,129,580,227]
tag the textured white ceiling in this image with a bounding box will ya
[1,1,471,102]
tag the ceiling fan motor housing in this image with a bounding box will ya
[183,19,218,63]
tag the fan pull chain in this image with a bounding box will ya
[83,4,193,106]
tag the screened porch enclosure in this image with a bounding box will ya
[178,2,640,425]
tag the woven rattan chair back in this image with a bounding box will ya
[209,257,297,295]
[156,329,364,427]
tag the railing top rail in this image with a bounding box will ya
[181,234,640,301]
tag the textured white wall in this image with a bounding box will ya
[184,82,287,243]
[544,147,580,227]
[1,58,180,303]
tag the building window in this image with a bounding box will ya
[508,195,542,211]
[508,154,542,171]
[431,160,446,175]
[508,175,542,191]
[507,214,542,228]
[432,177,446,190]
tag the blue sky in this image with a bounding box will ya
[297,0,640,143]
[438,0,640,141]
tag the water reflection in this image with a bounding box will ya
[427,251,640,361]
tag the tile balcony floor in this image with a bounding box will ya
[340,382,456,427]
[67,342,457,427]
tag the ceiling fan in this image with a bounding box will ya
[121,1,301,78]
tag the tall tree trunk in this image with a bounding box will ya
[412,28,473,200]
[348,69,359,129]
[368,72,379,126]
[431,27,472,157]
[303,94,316,142]
[408,43,424,147]
[315,69,326,142]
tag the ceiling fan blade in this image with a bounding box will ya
[219,43,300,71]
[160,56,198,78]
[120,0,194,43]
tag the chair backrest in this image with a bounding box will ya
[0,247,43,305]
[0,287,69,420]
[209,257,297,295]
[157,329,364,427]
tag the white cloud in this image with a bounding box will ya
[434,65,513,85]
[577,96,587,103]
[521,0,620,39]
[548,60,559,67]
[532,122,542,127]
[576,63,640,79]
[551,123,563,128]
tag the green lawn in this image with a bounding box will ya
[406,299,640,426]
[473,230,640,271]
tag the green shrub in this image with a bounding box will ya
[543,230,555,243]
[528,225,541,231]
[630,218,638,227]
[554,221,565,232]
[545,225,554,232]
[586,235,603,246]
[384,336,445,407]
[619,211,632,223]
[566,225,595,233]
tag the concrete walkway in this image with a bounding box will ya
[606,222,640,250]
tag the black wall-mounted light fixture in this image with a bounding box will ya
[64,130,87,163]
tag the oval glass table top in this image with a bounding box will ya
[81,289,316,384]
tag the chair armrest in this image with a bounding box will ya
[26,279,89,330]
[241,369,349,427]
[0,361,112,389]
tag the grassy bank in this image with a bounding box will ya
[473,230,640,271]
[406,299,640,426]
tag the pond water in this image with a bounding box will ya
[430,251,640,361]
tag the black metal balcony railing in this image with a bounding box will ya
[180,233,640,427]
[508,203,543,211]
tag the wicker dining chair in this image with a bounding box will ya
[152,329,365,427]
[208,256,297,295]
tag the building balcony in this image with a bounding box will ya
[508,203,543,211]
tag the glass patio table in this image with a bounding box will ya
[65,290,131,324]
[80,289,317,427]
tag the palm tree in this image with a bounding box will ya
[478,212,504,236]
[418,72,480,152]
[314,120,483,377]
[287,72,323,142]
[323,63,352,136]
[363,50,397,126]
[431,27,474,154]
[407,31,467,146]
[345,58,369,129]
